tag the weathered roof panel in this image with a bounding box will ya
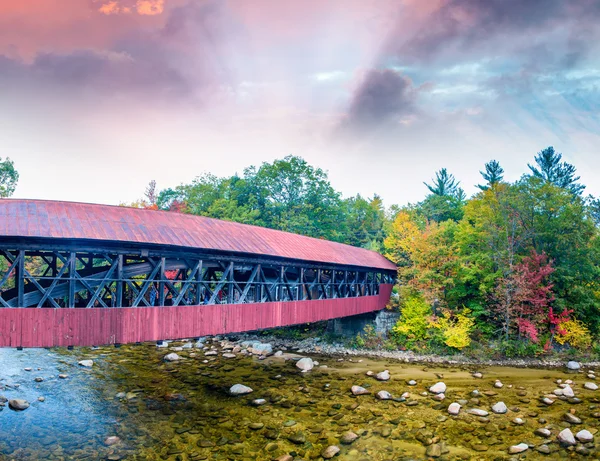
[0,199,397,270]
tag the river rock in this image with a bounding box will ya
[508,443,529,454]
[567,361,581,370]
[340,431,359,444]
[558,428,576,445]
[541,397,554,405]
[429,382,446,394]
[351,385,369,396]
[229,384,253,395]
[295,357,314,372]
[492,402,507,414]
[535,428,551,437]
[78,360,93,367]
[473,372,483,379]
[468,409,489,417]
[163,353,180,362]
[494,380,503,388]
[376,370,390,381]
[426,444,442,458]
[321,445,340,459]
[58,374,68,379]
[249,343,273,356]
[562,385,575,398]
[448,402,461,415]
[584,382,598,390]
[251,398,266,406]
[288,431,306,444]
[563,413,582,424]
[8,399,29,411]
[576,429,594,442]
[433,393,445,401]
[222,353,236,359]
[104,436,121,446]
[408,380,417,386]
[376,390,392,400]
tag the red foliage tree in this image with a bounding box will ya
[493,251,555,341]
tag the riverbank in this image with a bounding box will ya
[232,332,600,369]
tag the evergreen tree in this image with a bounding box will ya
[527,146,584,195]
[424,168,460,197]
[477,160,504,190]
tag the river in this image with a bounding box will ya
[0,339,597,460]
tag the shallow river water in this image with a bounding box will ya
[1,339,598,460]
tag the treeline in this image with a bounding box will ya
[385,147,600,356]
[132,148,600,356]
[148,156,387,251]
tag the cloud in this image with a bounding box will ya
[136,0,164,15]
[339,69,417,130]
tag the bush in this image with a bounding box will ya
[499,339,542,358]
[391,293,432,346]
[555,319,592,349]
[432,309,475,350]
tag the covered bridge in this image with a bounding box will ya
[0,199,396,347]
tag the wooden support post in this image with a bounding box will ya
[158,257,166,306]
[227,261,234,304]
[68,252,76,308]
[16,250,24,307]
[116,254,123,307]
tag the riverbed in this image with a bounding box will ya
[1,339,598,460]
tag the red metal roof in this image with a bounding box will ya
[0,199,397,270]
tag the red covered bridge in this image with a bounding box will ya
[0,199,396,348]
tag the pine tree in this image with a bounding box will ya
[477,160,504,190]
[528,146,584,195]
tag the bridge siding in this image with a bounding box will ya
[0,284,393,348]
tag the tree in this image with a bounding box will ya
[477,160,504,190]
[424,168,460,196]
[527,146,584,195]
[244,155,344,240]
[0,157,19,198]
[491,251,555,341]
[144,180,157,206]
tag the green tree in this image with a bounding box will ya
[527,146,584,195]
[424,168,460,196]
[477,160,504,190]
[0,157,19,197]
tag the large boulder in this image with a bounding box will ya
[229,384,253,396]
[558,428,576,446]
[491,402,508,414]
[448,402,461,415]
[376,370,390,381]
[351,385,370,396]
[295,357,314,372]
[8,399,29,411]
[429,382,446,394]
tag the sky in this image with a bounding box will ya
[2,0,600,207]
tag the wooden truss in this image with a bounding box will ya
[0,245,395,308]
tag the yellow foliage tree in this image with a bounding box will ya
[431,309,475,349]
[555,320,592,349]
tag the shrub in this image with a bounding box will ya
[391,293,431,346]
[554,319,592,349]
[432,309,475,350]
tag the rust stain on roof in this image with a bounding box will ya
[0,199,397,270]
